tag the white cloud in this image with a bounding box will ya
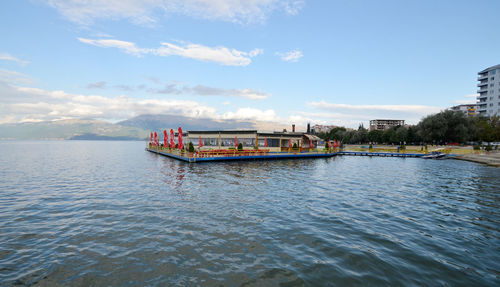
[78,37,261,66]
[452,94,478,105]
[153,83,271,100]
[45,0,304,25]
[87,81,107,89]
[155,42,260,66]
[249,48,264,57]
[308,101,442,114]
[78,38,147,56]
[0,83,275,124]
[221,108,278,122]
[306,100,444,127]
[228,88,270,100]
[276,49,303,62]
[0,53,29,66]
[0,69,34,85]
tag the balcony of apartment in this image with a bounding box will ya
[478,73,488,80]
[477,87,488,93]
[477,81,488,87]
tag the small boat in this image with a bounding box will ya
[422,152,447,159]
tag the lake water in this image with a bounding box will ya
[0,141,498,286]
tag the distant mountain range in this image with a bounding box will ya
[117,114,253,131]
[0,114,255,140]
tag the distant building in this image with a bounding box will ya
[312,124,338,134]
[369,119,405,131]
[477,64,500,116]
[450,104,476,116]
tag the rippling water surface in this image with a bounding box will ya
[0,141,499,286]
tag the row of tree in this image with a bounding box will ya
[318,110,500,145]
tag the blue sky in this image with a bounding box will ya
[1,0,499,129]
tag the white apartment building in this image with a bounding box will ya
[450,104,476,116]
[477,64,500,116]
[369,119,405,131]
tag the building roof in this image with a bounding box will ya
[187,130,257,134]
[258,132,304,138]
[479,64,500,73]
[303,134,322,141]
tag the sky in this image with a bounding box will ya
[1,0,499,130]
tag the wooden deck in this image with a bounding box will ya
[145,147,338,163]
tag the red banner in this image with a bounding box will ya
[178,127,183,149]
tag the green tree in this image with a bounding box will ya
[368,130,383,143]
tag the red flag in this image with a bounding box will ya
[264,137,268,147]
[234,136,238,147]
[310,139,313,148]
[199,136,203,148]
[178,127,183,149]
[289,139,292,148]
[154,132,158,146]
[162,130,167,147]
[150,132,153,144]
[170,129,175,148]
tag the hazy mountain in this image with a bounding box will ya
[0,119,149,140]
[0,115,256,140]
[117,114,254,131]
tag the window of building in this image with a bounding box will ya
[492,77,495,81]
[490,103,493,107]
[490,83,495,87]
[490,70,497,75]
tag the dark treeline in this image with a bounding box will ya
[318,110,500,145]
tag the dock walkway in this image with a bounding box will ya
[146,147,338,163]
[146,148,428,163]
[338,151,424,158]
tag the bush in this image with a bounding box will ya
[238,143,243,151]
[175,143,178,148]
[293,143,298,149]
[473,144,481,150]
[325,142,329,149]
[188,142,194,152]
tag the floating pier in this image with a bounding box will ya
[146,147,338,163]
[146,147,431,163]
[338,151,425,158]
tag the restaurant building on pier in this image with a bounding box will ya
[184,130,322,152]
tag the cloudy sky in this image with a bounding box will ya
[1,0,499,129]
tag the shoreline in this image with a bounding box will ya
[451,152,500,167]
